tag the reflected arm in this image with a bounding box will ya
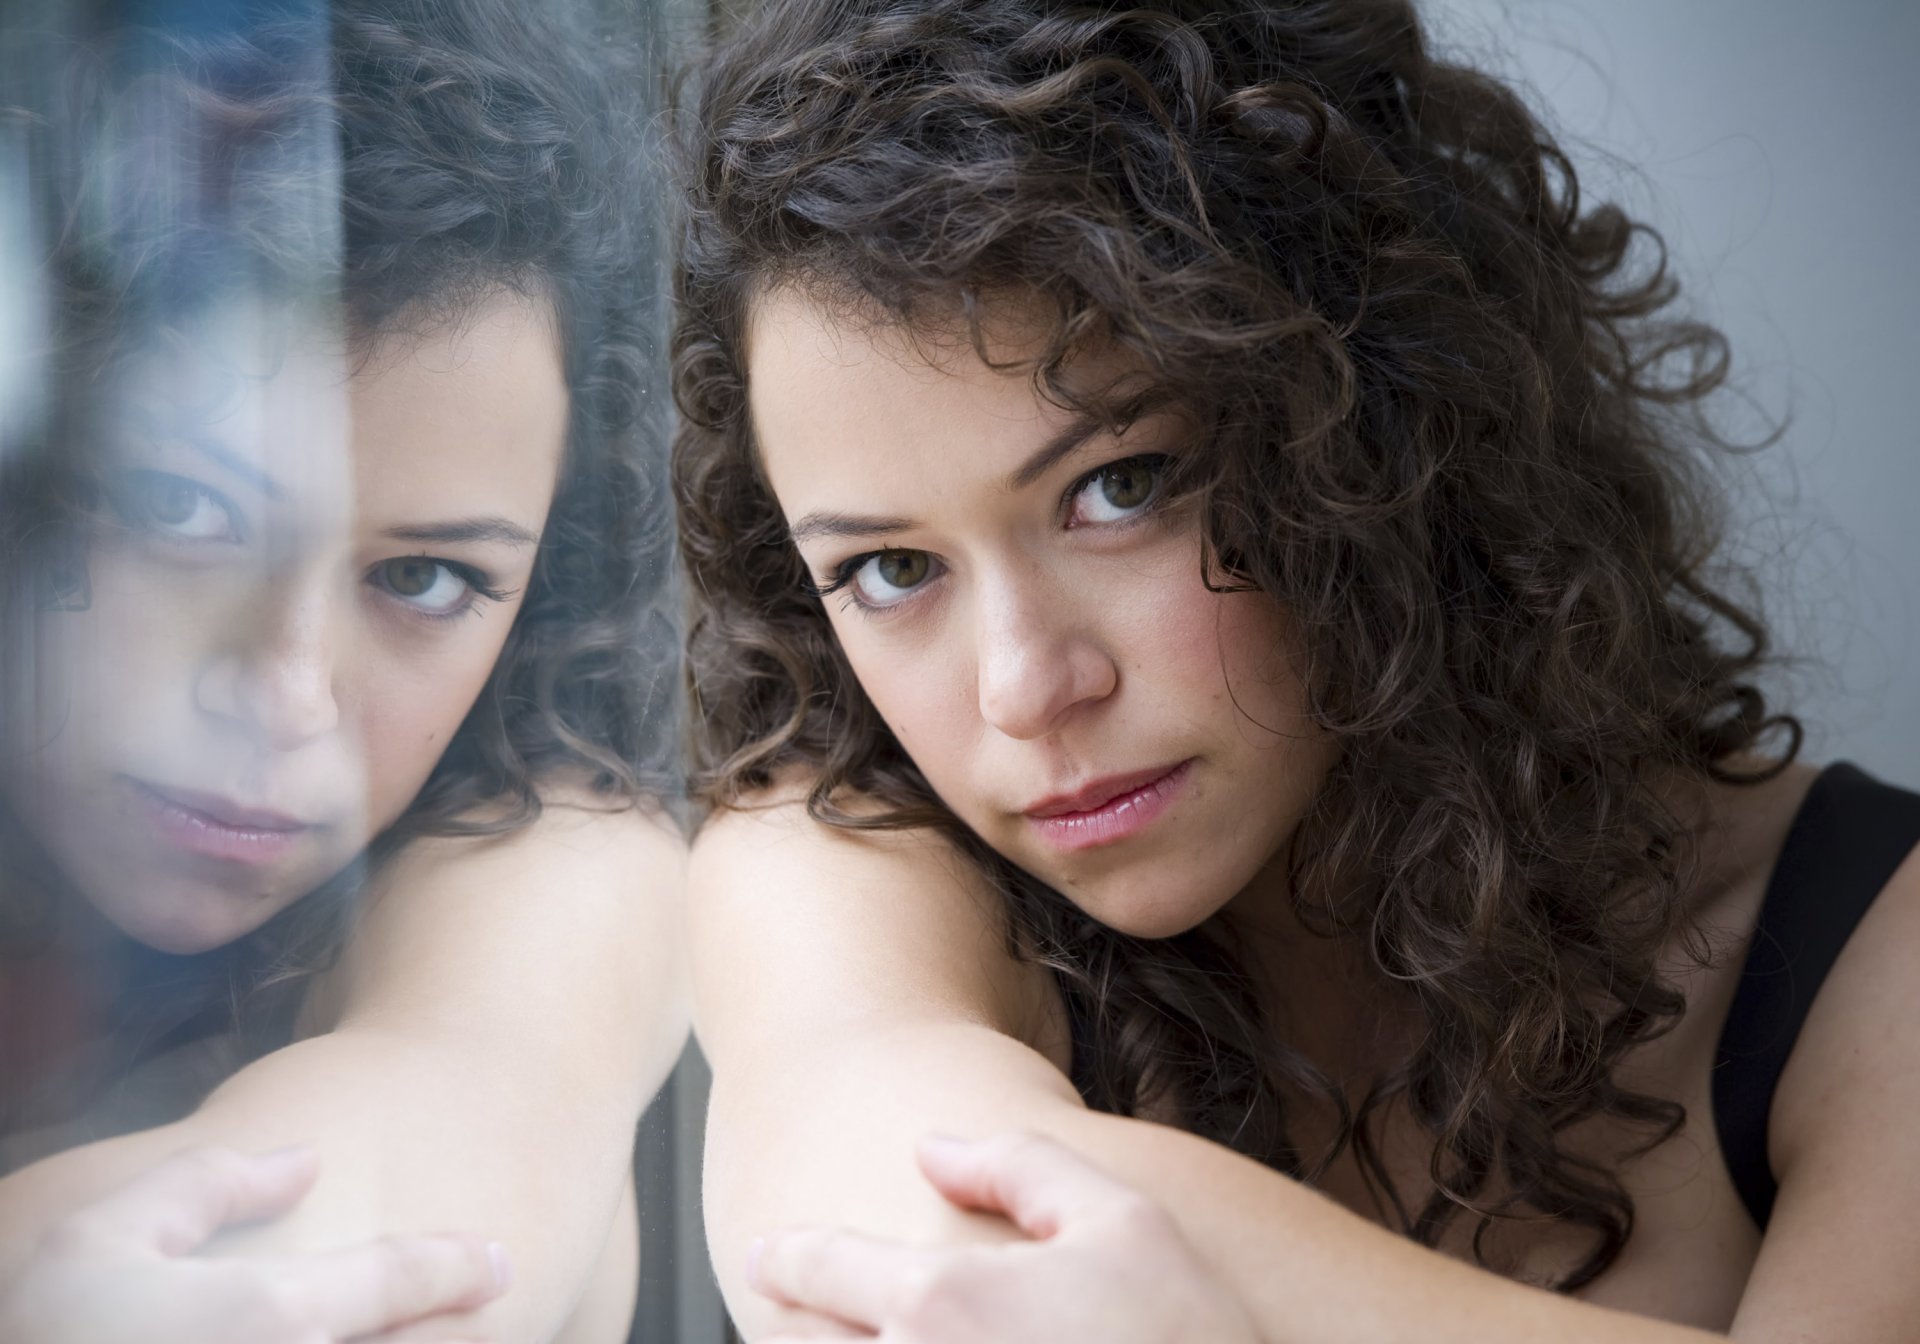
[0,802,689,1344]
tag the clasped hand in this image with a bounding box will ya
[0,1146,510,1344]
[748,1133,1260,1344]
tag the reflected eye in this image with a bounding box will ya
[848,549,937,609]
[113,471,242,543]
[370,557,480,617]
[1068,455,1167,526]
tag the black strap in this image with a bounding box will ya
[1712,763,1920,1228]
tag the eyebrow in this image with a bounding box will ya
[168,427,540,549]
[1003,411,1107,491]
[787,509,918,545]
[382,518,542,548]
[187,435,283,500]
[786,411,1116,546]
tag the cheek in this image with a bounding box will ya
[351,623,518,826]
[831,612,975,780]
[1096,536,1303,722]
[1113,526,1308,717]
[16,555,211,760]
[839,637,925,756]
[1197,590,1314,727]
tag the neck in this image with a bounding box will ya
[1215,845,1413,1091]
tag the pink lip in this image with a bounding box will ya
[127,779,315,865]
[1023,760,1192,851]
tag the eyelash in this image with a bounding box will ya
[105,470,519,625]
[368,555,517,624]
[1064,452,1173,529]
[803,452,1173,616]
[110,470,246,546]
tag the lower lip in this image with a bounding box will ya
[1026,760,1193,852]
[129,783,310,865]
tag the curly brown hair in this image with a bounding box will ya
[674,0,1798,1290]
[2,0,675,1041]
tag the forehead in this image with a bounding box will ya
[112,289,567,531]
[349,290,568,520]
[111,299,353,500]
[745,287,1100,513]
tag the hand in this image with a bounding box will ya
[0,1145,511,1344]
[748,1132,1263,1344]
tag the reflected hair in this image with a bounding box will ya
[674,0,1796,1289]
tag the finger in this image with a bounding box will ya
[62,1145,319,1256]
[915,1132,1143,1238]
[271,1232,511,1337]
[749,1226,941,1327]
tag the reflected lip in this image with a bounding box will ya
[1022,761,1192,819]
[129,779,315,832]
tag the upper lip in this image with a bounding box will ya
[1022,761,1188,819]
[133,780,316,832]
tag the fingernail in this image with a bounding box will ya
[919,1133,969,1158]
[745,1235,765,1287]
[487,1241,514,1293]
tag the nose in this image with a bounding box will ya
[974,569,1118,740]
[195,570,343,752]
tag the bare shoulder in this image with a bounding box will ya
[691,784,992,921]
[374,788,685,906]
[689,784,1059,1056]
[306,792,688,1040]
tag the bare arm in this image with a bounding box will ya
[692,799,1920,1344]
[0,800,689,1343]
[0,1146,508,1344]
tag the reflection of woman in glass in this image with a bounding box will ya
[676,1,1920,1339]
[0,3,683,1340]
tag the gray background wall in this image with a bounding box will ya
[1423,0,1919,782]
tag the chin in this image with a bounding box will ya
[93,885,290,956]
[1066,880,1223,941]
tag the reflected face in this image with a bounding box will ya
[1,291,567,954]
[748,290,1337,938]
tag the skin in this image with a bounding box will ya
[0,1146,509,1344]
[0,290,688,1343]
[750,1135,1261,1344]
[3,293,557,956]
[752,291,1339,942]
[689,287,1920,1342]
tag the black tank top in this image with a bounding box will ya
[1712,762,1920,1228]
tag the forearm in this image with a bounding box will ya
[1037,1108,1723,1344]
[712,1023,1722,1344]
[0,1028,649,1342]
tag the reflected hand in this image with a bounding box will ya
[0,1145,511,1344]
[749,1132,1261,1344]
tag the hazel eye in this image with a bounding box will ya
[850,549,935,608]
[372,557,475,616]
[115,471,242,543]
[1069,455,1166,526]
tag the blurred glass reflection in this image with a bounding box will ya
[2,2,700,1339]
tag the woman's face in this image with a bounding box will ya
[1,290,567,954]
[748,289,1337,937]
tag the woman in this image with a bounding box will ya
[0,3,684,1339]
[673,1,1920,1340]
